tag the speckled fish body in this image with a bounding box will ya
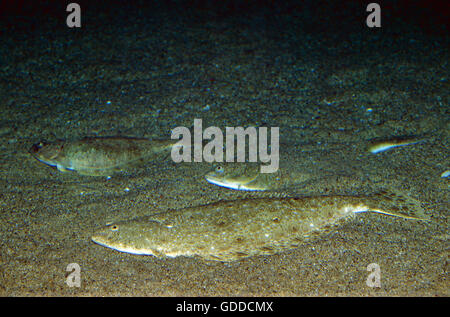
[30,137,178,176]
[92,192,426,261]
[204,162,312,191]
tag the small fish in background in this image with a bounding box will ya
[204,162,312,191]
[29,136,181,176]
[205,162,267,191]
[367,135,426,154]
[91,190,428,261]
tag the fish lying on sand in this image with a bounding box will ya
[368,136,425,154]
[30,136,181,176]
[204,162,312,191]
[92,191,427,261]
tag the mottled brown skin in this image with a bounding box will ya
[205,162,313,191]
[30,136,178,176]
[92,193,426,261]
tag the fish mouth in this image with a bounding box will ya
[91,235,156,256]
[29,141,63,160]
[205,170,267,191]
[204,174,238,189]
[29,142,45,155]
[205,175,264,191]
[204,172,221,181]
[91,235,112,249]
[91,235,127,253]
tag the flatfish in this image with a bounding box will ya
[30,136,180,176]
[204,162,313,191]
[367,135,426,154]
[91,191,427,261]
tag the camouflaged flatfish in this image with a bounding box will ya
[204,162,314,191]
[367,135,426,154]
[30,136,180,176]
[91,191,427,261]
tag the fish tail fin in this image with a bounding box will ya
[361,189,430,221]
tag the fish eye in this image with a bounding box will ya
[110,225,119,231]
[34,142,44,149]
[215,165,224,173]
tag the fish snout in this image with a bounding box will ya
[29,141,46,154]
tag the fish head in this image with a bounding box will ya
[91,219,170,256]
[204,162,266,191]
[29,140,64,167]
